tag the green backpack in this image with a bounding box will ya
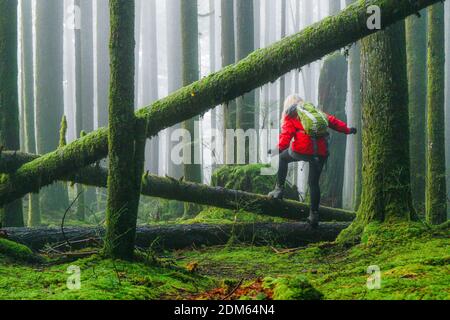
[296,102,329,137]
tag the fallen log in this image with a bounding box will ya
[3,222,350,251]
[0,0,441,206]
[0,152,355,221]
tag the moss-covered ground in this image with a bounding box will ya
[0,222,448,300]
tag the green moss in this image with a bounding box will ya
[212,164,299,201]
[182,207,287,225]
[0,239,42,264]
[0,255,214,300]
[178,222,450,300]
[264,276,324,300]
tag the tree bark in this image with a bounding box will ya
[318,53,348,209]
[426,3,447,225]
[0,0,443,208]
[338,21,413,243]
[104,0,145,260]
[4,222,351,251]
[0,0,23,227]
[406,10,427,214]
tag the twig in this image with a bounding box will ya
[61,191,83,250]
[223,278,244,301]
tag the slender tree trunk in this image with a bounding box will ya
[338,21,414,243]
[181,0,202,218]
[318,53,348,209]
[426,3,447,225]
[166,0,183,180]
[104,0,145,260]
[278,0,287,120]
[221,0,236,165]
[0,0,444,208]
[406,10,427,215]
[236,0,255,164]
[35,0,69,213]
[0,0,23,227]
[445,1,450,216]
[20,0,40,227]
[139,0,159,175]
[80,0,96,213]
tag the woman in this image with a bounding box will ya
[268,94,357,228]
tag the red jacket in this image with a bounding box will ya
[278,113,351,157]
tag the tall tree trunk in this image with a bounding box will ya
[221,0,236,165]
[74,0,85,221]
[338,21,414,244]
[181,0,202,218]
[35,0,69,213]
[345,0,362,211]
[0,0,23,227]
[446,0,450,216]
[93,0,110,129]
[139,0,159,175]
[278,0,286,120]
[166,0,183,180]
[318,53,348,209]
[134,0,141,109]
[80,0,96,213]
[236,0,255,164]
[0,0,444,208]
[426,3,447,225]
[104,0,145,260]
[20,0,40,227]
[406,10,427,215]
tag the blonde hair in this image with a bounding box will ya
[283,94,304,114]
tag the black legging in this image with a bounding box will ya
[277,149,326,212]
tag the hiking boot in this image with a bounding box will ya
[268,186,284,200]
[307,211,320,229]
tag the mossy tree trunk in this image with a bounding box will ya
[338,22,414,243]
[446,1,450,216]
[236,0,255,164]
[0,0,23,227]
[0,0,444,208]
[104,0,146,261]
[20,0,40,227]
[345,0,362,211]
[426,3,447,225]
[181,0,202,218]
[406,9,427,215]
[35,0,69,213]
[318,53,348,209]
[221,0,236,165]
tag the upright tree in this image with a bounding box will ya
[406,10,427,214]
[236,0,255,164]
[0,0,23,227]
[139,0,159,175]
[426,3,447,225]
[446,1,450,212]
[94,0,110,129]
[80,0,97,211]
[35,0,69,213]
[166,0,183,180]
[221,0,236,165]
[20,0,40,226]
[318,53,348,209]
[181,0,202,218]
[104,0,146,260]
[338,22,414,243]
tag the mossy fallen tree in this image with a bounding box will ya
[0,152,355,221]
[0,0,443,207]
[3,222,350,251]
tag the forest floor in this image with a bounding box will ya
[0,220,448,300]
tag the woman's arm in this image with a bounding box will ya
[278,116,296,151]
[327,114,351,134]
